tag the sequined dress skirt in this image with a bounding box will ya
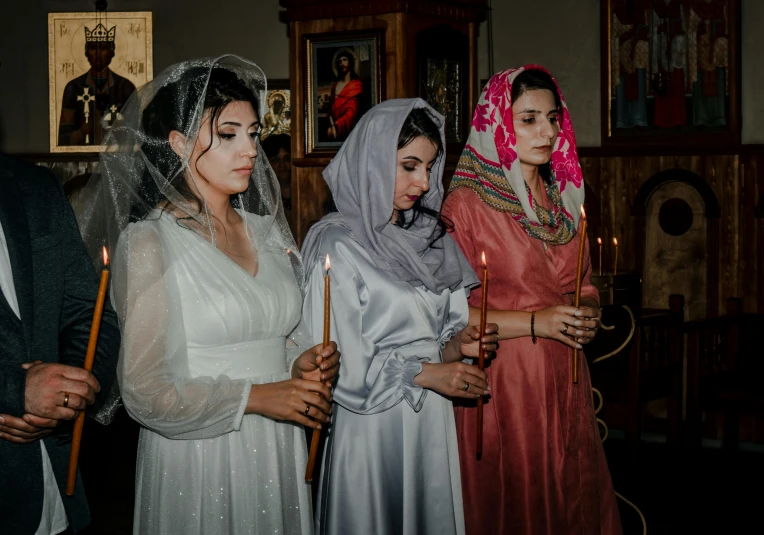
[131,340,313,535]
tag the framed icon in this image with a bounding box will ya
[48,11,153,152]
[303,29,384,156]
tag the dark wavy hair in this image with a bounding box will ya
[334,51,360,81]
[139,67,260,220]
[394,108,452,244]
[510,69,562,183]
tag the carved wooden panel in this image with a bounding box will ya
[578,147,764,314]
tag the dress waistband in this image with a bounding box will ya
[186,337,287,380]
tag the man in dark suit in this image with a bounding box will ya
[0,155,120,534]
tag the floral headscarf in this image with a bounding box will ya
[450,65,585,245]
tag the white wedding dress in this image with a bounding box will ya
[113,210,313,535]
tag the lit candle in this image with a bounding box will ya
[613,237,619,276]
[597,237,602,276]
[573,207,587,384]
[305,254,331,482]
[477,252,488,459]
[67,247,110,496]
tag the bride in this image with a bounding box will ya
[83,56,339,534]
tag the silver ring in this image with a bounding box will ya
[304,405,310,415]
[63,392,70,408]
[561,325,567,334]
[462,382,470,392]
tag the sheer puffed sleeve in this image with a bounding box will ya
[113,223,251,440]
[303,228,428,415]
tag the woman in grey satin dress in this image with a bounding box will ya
[302,99,499,535]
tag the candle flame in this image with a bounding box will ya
[102,247,109,266]
[597,237,602,245]
[613,237,618,246]
[481,251,486,267]
[325,254,331,272]
[580,205,586,218]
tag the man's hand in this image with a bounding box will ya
[24,362,100,420]
[0,414,58,445]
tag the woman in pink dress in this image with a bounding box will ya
[442,66,622,535]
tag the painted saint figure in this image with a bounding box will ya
[611,0,650,129]
[652,0,688,128]
[261,89,291,140]
[688,0,729,127]
[58,23,136,146]
[326,48,363,141]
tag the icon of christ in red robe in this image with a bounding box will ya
[327,50,364,141]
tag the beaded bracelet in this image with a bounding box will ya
[531,310,537,344]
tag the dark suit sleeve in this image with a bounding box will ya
[0,364,26,415]
[54,177,121,405]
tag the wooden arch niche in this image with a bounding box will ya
[631,169,721,319]
[280,0,488,243]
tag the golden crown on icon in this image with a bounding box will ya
[84,23,116,43]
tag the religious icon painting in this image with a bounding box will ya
[416,25,469,148]
[261,80,291,142]
[303,29,384,157]
[48,12,153,153]
[601,0,740,147]
[260,79,293,213]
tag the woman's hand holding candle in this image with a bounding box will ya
[246,379,333,429]
[444,324,500,361]
[532,305,599,349]
[571,299,601,345]
[292,343,341,387]
[414,361,490,399]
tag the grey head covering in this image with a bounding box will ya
[301,98,478,294]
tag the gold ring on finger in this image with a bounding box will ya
[63,392,70,408]
[305,405,310,415]
[560,325,567,334]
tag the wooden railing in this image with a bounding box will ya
[593,295,764,451]
[684,298,764,448]
[589,295,684,454]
